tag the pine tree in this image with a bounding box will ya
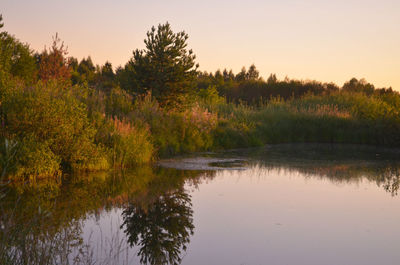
[129,22,199,108]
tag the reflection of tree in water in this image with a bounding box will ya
[1,166,210,265]
[242,144,400,196]
[121,188,194,265]
[0,212,86,265]
[254,162,400,196]
[378,166,400,196]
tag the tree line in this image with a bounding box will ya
[1,13,400,181]
[1,14,396,109]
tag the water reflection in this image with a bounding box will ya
[0,167,209,265]
[245,144,400,196]
[1,144,400,265]
[122,189,194,265]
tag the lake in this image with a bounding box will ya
[2,144,400,265]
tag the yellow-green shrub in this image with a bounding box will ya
[1,81,108,176]
[13,135,61,181]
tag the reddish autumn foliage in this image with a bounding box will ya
[38,33,71,82]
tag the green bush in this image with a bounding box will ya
[13,135,61,181]
[1,81,108,177]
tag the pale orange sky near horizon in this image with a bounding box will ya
[2,0,400,90]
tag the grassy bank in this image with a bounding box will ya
[2,79,400,182]
[206,91,400,148]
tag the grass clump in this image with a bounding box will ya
[106,117,154,168]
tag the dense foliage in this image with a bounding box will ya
[0,15,399,181]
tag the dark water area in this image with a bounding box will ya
[2,144,400,265]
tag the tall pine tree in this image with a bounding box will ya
[128,22,199,108]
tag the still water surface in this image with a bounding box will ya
[3,144,400,265]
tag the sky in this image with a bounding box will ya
[2,0,400,90]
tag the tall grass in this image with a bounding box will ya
[131,93,218,157]
[108,117,154,167]
[204,91,400,148]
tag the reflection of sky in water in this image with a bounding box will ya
[80,209,135,265]
[186,168,400,265]
[78,153,400,265]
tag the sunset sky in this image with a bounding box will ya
[2,0,400,90]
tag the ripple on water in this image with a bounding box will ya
[158,157,248,170]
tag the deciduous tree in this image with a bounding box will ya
[0,14,37,84]
[37,33,71,82]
